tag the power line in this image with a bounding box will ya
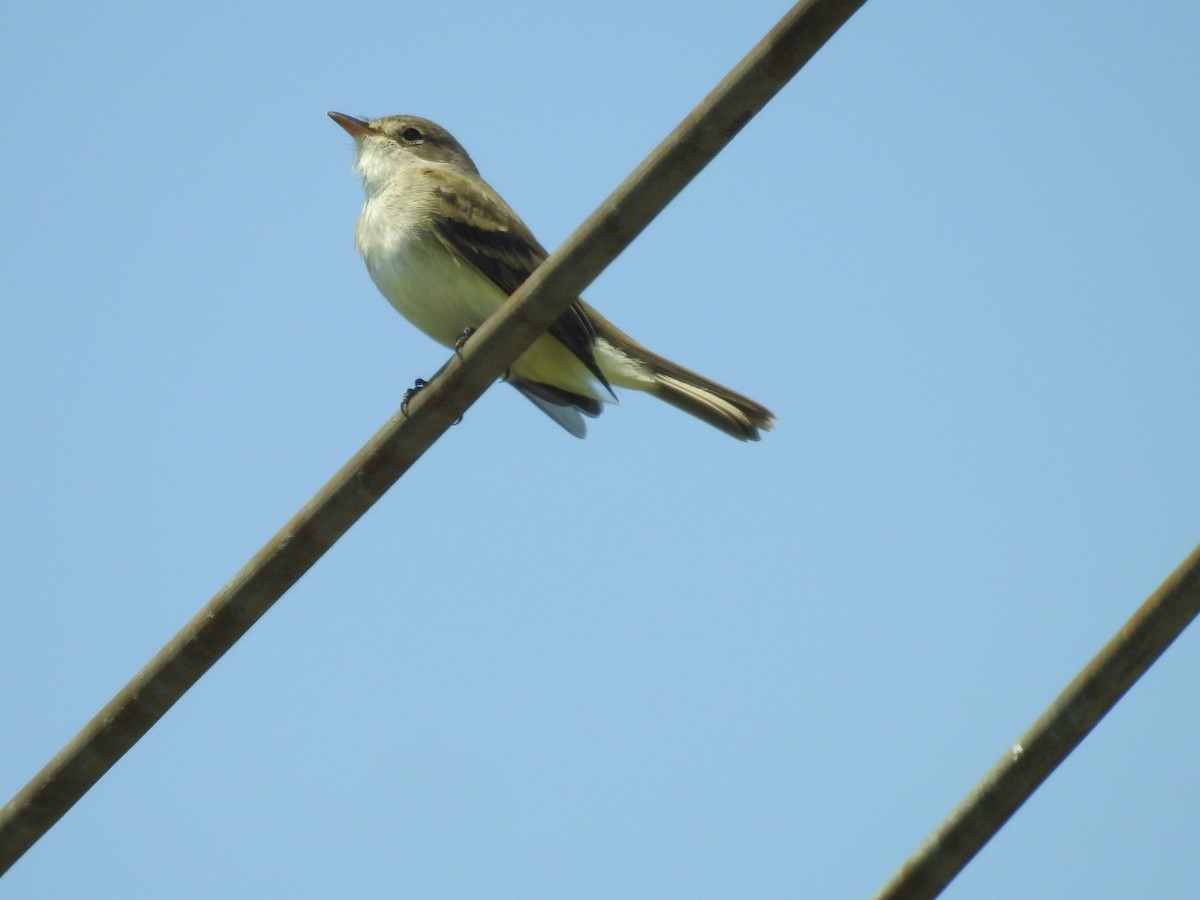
[875,544,1200,899]
[0,0,868,875]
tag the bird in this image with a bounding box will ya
[329,111,774,441]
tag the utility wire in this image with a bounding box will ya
[0,0,869,875]
[875,543,1200,899]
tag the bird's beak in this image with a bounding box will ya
[328,111,376,137]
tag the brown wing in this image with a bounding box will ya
[427,172,612,394]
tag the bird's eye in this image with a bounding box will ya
[400,127,424,143]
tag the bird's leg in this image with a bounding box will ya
[398,327,472,425]
[400,378,430,417]
[400,373,463,426]
[450,326,514,381]
[400,331,475,424]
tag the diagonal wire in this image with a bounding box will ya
[0,0,869,875]
[875,543,1200,899]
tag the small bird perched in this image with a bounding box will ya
[329,112,774,441]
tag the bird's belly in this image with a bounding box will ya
[359,220,609,402]
[363,230,504,348]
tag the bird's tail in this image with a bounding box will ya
[591,312,775,442]
[645,357,774,441]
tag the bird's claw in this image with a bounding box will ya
[400,376,464,427]
[401,378,429,417]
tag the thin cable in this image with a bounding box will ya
[875,543,1200,899]
[0,0,869,874]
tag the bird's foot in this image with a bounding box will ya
[400,378,429,417]
[400,374,464,427]
[453,326,475,355]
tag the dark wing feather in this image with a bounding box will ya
[428,174,611,393]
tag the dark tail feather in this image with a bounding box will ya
[583,304,774,441]
[648,362,774,441]
[511,378,601,439]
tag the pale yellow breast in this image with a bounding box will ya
[356,198,610,403]
[359,216,503,348]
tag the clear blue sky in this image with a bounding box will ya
[3,2,1198,897]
